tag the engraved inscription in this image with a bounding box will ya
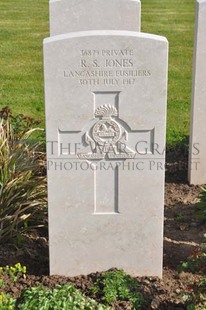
[63,49,151,86]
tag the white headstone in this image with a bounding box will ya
[49,0,141,36]
[189,0,206,185]
[44,30,168,277]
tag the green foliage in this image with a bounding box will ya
[0,262,27,309]
[179,243,206,274]
[186,278,206,310]
[0,263,26,283]
[0,264,110,309]
[0,292,16,310]
[0,107,47,244]
[17,284,110,310]
[195,187,206,222]
[90,269,144,309]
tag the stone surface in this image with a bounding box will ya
[44,30,168,277]
[189,0,206,185]
[49,0,141,36]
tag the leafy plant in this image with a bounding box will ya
[0,263,27,303]
[0,107,47,244]
[179,243,206,274]
[0,263,27,283]
[195,187,206,222]
[90,269,144,309]
[185,278,206,310]
[17,284,110,310]
[0,292,16,310]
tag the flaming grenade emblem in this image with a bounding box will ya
[92,105,121,146]
[77,103,132,159]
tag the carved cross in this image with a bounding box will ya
[58,91,154,214]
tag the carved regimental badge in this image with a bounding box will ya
[92,105,121,145]
[78,104,135,160]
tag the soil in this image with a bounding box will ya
[0,146,206,309]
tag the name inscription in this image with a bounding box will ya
[63,49,151,86]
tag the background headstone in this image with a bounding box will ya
[189,0,206,185]
[49,0,141,36]
[44,30,168,277]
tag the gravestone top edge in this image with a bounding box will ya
[43,30,168,45]
[197,0,206,4]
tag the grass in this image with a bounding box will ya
[0,0,49,118]
[0,0,196,146]
[141,0,195,145]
